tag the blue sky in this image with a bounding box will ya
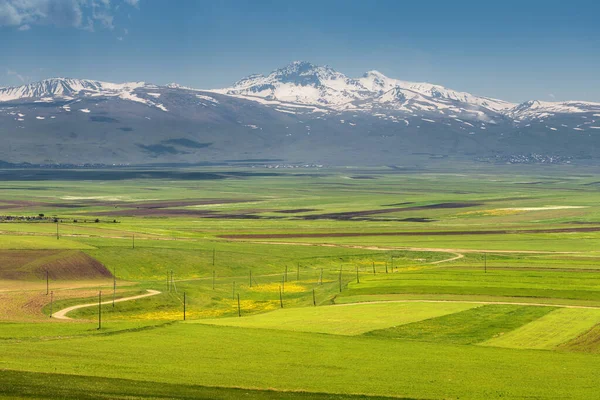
[1,0,599,103]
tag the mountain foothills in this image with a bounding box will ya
[1,61,599,165]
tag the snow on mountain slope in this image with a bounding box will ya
[507,100,600,120]
[0,78,145,102]
[215,61,515,114]
[358,71,515,112]
[213,61,369,106]
[2,62,600,124]
[0,78,171,112]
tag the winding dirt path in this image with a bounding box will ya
[237,240,577,265]
[52,289,161,320]
[430,252,464,264]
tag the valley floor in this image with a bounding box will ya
[2,166,600,399]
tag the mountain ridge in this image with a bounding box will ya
[1,61,600,165]
[1,62,599,120]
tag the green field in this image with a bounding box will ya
[196,302,479,335]
[2,166,600,399]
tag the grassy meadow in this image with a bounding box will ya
[2,165,600,399]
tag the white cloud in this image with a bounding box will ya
[0,0,138,31]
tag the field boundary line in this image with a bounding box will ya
[334,299,600,310]
[52,289,161,320]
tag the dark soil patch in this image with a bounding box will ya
[398,218,436,223]
[92,208,268,219]
[0,170,285,182]
[274,209,321,214]
[301,202,481,220]
[0,200,47,210]
[0,250,111,280]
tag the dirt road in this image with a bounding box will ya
[52,289,161,320]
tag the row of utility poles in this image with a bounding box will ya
[44,250,489,327]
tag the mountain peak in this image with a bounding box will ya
[363,70,388,78]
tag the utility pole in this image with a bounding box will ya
[297,263,300,281]
[212,248,215,266]
[132,234,135,249]
[279,286,283,308]
[49,291,53,318]
[237,293,241,317]
[97,291,102,330]
[113,268,116,308]
[312,288,316,306]
[56,222,59,240]
[183,292,186,321]
[385,262,388,274]
[339,267,342,293]
[356,265,360,284]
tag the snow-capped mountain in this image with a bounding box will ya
[0,78,146,102]
[1,61,600,165]
[212,61,516,114]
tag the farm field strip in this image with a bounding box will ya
[481,308,600,350]
[365,304,556,345]
[194,302,480,335]
[333,299,600,310]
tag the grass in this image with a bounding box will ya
[481,308,600,350]
[194,302,479,335]
[5,166,600,398]
[0,321,172,341]
[0,235,94,250]
[365,304,556,344]
[1,323,600,399]
[0,369,407,400]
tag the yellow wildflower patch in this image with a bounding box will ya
[111,307,229,320]
[233,299,279,313]
[248,282,306,293]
